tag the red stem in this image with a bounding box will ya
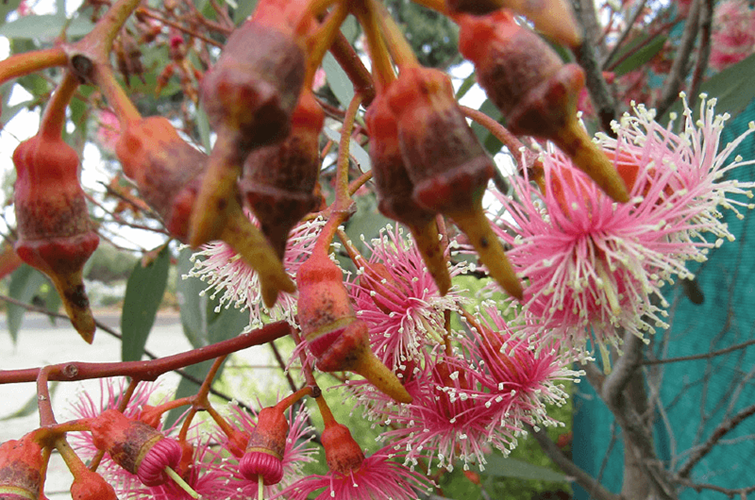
[0,48,67,87]
[0,322,292,385]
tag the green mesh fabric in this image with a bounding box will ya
[572,99,755,499]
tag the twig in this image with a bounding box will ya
[642,338,755,365]
[572,0,617,132]
[602,0,649,67]
[525,424,621,500]
[655,0,702,116]
[687,0,713,107]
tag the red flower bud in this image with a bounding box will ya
[90,409,182,486]
[297,251,412,403]
[115,117,295,306]
[240,90,324,260]
[239,407,288,485]
[365,93,451,295]
[0,434,46,500]
[12,134,99,343]
[385,66,522,300]
[321,423,364,474]
[70,469,117,500]
[458,11,629,203]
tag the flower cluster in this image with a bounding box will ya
[488,96,754,361]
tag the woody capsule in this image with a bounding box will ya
[385,66,523,300]
[457,11,629,203]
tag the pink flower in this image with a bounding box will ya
[275,423,432,500]
[490,95,754,361]
[206,402,317,498]
[348,225,466,370]
[186,216,325,329]
[96,110,121,152]
[709,0,755,71]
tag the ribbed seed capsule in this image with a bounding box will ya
[12,135,99,343]
[115,117,295,307]
[364,93,451,295]
[385,66,522,300]
[457,11,629,203]
[240,89,324,260]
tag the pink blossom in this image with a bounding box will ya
[348,225,466,370]
[206,402,317,498]
[489,96,754,360]
[186,215,324,329]
[709,0,755,71]
[96,109,121,152]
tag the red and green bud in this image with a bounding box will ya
[297,250,412,403]
[458,11,629,203]
[12,134,99,343]
[385,66,522,300]
[89,409,182,487]
[240,89,324,260]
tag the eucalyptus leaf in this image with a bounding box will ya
[0,0,22,26]
[7,265,48,343]
[322,52,355,110]
[176,248,209,348]
[610,34,667,77]
[323,126,372,172]
[483,454,567,483]
[121,246,171,361]
[0,14,94,39]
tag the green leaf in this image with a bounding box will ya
[7,265,48,343]
[207,302,250,343]
[455,71,476,100]
[196,107,212,153]
[176,248,209,348]
[322,126,372,172]
[468,99,505,155]
[340,15,359,43]
[121,246,171,361]
[0,14,94,39]
[233,0,258,25]
[322,52,355,110]
[483,454,567,483]
[164,360,215,428]
[610,34,668,77]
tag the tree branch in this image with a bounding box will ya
[526,424,621,500]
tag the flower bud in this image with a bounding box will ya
[321,423,364,474]
[447,0,581,47]
[189,0,316,248]
[458,11,629,203]
[385,66,522,300]
[240,90,324,260]
[70,469,117,500]
[0,434,46,500]
[12,135,99,343]
[90,409,182,486]
[239,407,288,485]
[364,93,451,295]
[115,117,295,307]
[297,251,412,403]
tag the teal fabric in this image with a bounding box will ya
[571,100,755,499]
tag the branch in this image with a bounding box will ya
[655,0,702,116]
[602,0,649,67]
[687,0,714,106]
[572,0,617,132]
[601,330,644,407]
[642,338,755,366]
[0,320,292,384]
[525,424,621,500]
[677,402,755,478]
